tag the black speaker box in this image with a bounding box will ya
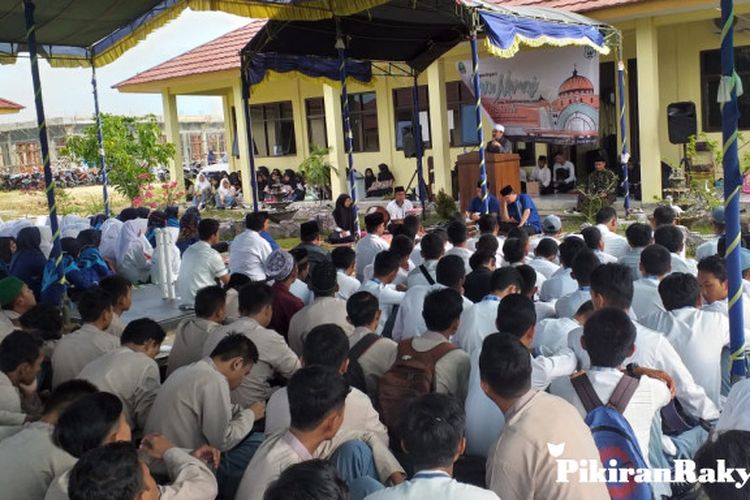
[667,101,697,144]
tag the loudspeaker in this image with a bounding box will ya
[667,101,697,144]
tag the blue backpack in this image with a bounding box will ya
[572,373,654,500]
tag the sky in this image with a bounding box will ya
[0,9,250,125]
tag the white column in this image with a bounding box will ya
[161,91,184,188]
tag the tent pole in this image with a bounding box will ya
[411,74,427,215]
[616,42,630,215]
[241,75,259,212]
[470,28,488,214]
[90,61,110,218]
[721,0,746,380]
[23,0,62,272]
[336,31,361,236]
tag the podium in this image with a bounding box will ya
[457,152,521,212]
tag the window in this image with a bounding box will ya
[392,86,431,150]
[446,81,480,147]
[305,97,328,149]
[348,92,379,152]
[701,46,750,132]
[249,101,296,157]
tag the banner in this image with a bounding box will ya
[457,46,600,145]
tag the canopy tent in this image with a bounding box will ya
[0,97,23,114]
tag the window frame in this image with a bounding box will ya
[700,45,750,132]
[248,100,297,157]
[392,85,431,150]
[305,97,328,150]
[347,92,380,153]
[445,81,480,147]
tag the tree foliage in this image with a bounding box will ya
[299,145,336,200]
[62,114,175,201]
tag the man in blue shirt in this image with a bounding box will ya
[499,185,541,235]
[466,181,501,221]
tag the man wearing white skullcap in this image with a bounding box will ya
[487,123,512,153]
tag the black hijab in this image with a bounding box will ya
[332,194,355,232]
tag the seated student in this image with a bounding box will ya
[0,331,43,432]
[631,244,671,321]
[176,219,230,305]
[454,267,522,356]
[333,247,362,301]
[78,319,164,433]
[476,230,503,265]
[266,249,304,339]
[502,235,545,291]
[167,285,225,376]
[145,334,265,499]
[551,308,671,466]
[568,264,720,426]
[289,247,314,306]
[536,214,563,245]
[229,211,272,282]
[76,228,114,282]
[0,380,96,500]
[51,288,119,389]
[366,394,499,500]
[59,238,99,297]
[499,184,541,235]
[381,290,468,409]
[654,224,697,275]
[358,251,406,336]
[346,292,398,398]
[529,238,560,279]
[98,275,132,338]
[464,295,577,458]
[535,300,594,353]
[465,181,502,222]
[264,459,349,500]
[467,213,504,259]
[265,324,388,444]
[552,151,577,193]
[698,255,750,341]
[695,207,725,262]
[244,369,406,499]
[0,276,36,341]
[716,378,750,433]
[45,391,133,500]
[355,213,390,282]
[463,250,497,303]
[68,438,218,500]
[479,333,609,499]
[594,207,629,260]
[531,155,553,195]
[330,194,358,244]
[581,225,618,264]
[292,221,332,275]
[223,273,250,324]
[640,273,728,409]
[392,256,472,342]
[288,262,354,355]
[694,430,750,500]
[555,249,600,319]
[516,264,555,322]
[619,222,653,281]
[444,221,472,274]
[539,236,587,301]
[406,233,443,288]
[386,186,414,224]
[203,283,300,406]
[382,234,415,288]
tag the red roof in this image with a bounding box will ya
[114,21,266,89]
[497,0,647,12]
[0,98,23,111]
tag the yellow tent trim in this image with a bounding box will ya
[484,33,611,59]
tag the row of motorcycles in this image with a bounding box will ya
[0,167,100,191]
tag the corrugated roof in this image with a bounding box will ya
[0,98,24,112]
[114,20,266,89]
[497,0,647,13]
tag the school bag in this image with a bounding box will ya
[378,339,457,435]
[346,333,381,394]
[572,372,653,500]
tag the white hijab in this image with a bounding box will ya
[99,218,123,261]
[218,178,233,196]
[115,218,151,266]
[196,174,211,192]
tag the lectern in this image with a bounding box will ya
[457,152,521,213]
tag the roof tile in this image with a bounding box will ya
[0,98,24,111]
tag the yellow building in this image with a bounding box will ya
[115,0,750,204]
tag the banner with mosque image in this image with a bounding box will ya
[457,46,600,145]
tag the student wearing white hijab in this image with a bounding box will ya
[215,178,236,209]
[193,173,212,209]
[116,218,152,284]
[99,218,123,263]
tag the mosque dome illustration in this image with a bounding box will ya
[551,68,599,133]
[559,69,595,97]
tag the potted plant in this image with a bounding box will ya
[299,145,336,201]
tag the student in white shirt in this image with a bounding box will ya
[655,224,697,275]
[0,331,44,431]
[539,235,587,301]
[698,254,750,342]
[467,214,504,261]
[516,264,555,322]
[502,235,545,291]
[78,318,165,433]
[386,186,414,223]
[265,324,388,445]
[552,152,577,193]
[98,275,132,338]
[332,247,361,301]
[365,393,499,500]
[388,234,416,288]
[289,248,314,305]
[619,222,653,281]
[358,251,406,335]
[529,238,560,279]
[355,213,390,281]
[582,225,618,264]
[551,308,671,466]
[228,211,272,281]
[236,366,405,500]
[594,207,629,259]
[406,233,444,288]
[393,255,472,342]
[175,219,230,304]
[631,244,671,321]
[531,155,553,195]
[715,378,750,433]
[534,300,593,353]
[695,207,725,262]
[168,285,225,375]
[263,460,349,500]
[640,273,728,408]
[555,249,600,318]
[444,221,472,274]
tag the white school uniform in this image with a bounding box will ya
[176,241,228,304]
[355,233,389,281]
[539,267,577,302]
[392,284,473,342]
[528,257,560,279]
[287,297,354,356]
[364,470,499,500]
[358,279,406,335]
[619,246,645,281]
[453,296,501,356]
[348,327,399,397]
[595,224,629,259]
[336,270,361,301]
[716,378,750,433]
[670,252,698,276]
[534,317,580,353]
[631,276,665,321]
[228,229,272,281]
[406,259,439,288]
[167,317,219,376]
[554,287,591,319]
[50,323,120,388]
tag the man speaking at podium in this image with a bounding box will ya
[486,124,512,154]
